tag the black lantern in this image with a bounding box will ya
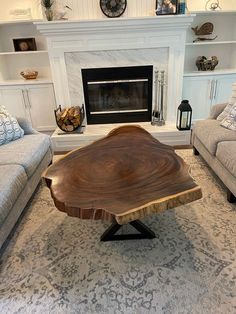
[176,100,192,130]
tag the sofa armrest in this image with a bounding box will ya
[208,103,227,119]
[16,117,39,135]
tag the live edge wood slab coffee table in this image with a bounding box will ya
[43,126,202,241]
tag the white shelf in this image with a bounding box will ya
[184,69,236,77]
[0,79,53,86]
[0,19,43,25]
[0,50,48,56]
[186,40,236,46]
[190,10,236,15]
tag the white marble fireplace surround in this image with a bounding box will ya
[65,48,168,118]
[35,15,195,149]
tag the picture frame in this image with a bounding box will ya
[155,0,178,15]
[13,38,37,52]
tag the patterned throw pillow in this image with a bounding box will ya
[216,103,233,121]
[217,83,236,121]
[0,106,24,145]
[220,103,236,131]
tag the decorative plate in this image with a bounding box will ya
[100,0,127,18]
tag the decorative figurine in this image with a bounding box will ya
[192,22,217,42]
[205,0,221,11]
[196,56,219,71]
[54,4,72,20]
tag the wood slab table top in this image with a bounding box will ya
[43,125,202,225]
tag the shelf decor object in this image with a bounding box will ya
[178,0,186,14]
[192,22,217,42]
[54,5,72,20]
[205,0,221,11]
[176,100,192,130]
[100,0,127,18]
[55,105,85,132]
[156,0,177,15]
[196,56,219,71]
[20,70,38,80]
[9,8,32,20]
[13,38,37,52]
[41,0,54,21]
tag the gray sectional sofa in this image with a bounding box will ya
[0,118,52,249]
[192,103,236,203]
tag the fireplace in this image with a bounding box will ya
[82,66,153,124]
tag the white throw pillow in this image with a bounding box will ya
[0,106,24,145]
[220,103,236,131]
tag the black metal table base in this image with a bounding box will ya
[100,220,156,241]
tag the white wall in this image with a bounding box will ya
[1,0,236,21]
[58,0,236,20]
[55,0,157,20]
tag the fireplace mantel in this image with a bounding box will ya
[35,15,194,35]
[35,15,194,122]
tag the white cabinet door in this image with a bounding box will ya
[26,84,56,131]
[182,76,212,121]
[0,88,29,120]
[213,74,236,105]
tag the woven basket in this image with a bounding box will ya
[20,71,38,80]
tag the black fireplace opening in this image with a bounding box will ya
[82,65,153,124]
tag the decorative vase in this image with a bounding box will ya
[45,8,53,21]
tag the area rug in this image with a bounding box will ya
[0,150,235,314]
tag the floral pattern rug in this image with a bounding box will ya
[0,150,236,314]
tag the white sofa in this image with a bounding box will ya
[192,103,236,203]
[0,118,52,249]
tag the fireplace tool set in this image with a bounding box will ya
[152,70,165,126]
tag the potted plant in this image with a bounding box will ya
[41,0,54,21]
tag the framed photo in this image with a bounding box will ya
[13,38,37,52]
[155,0,178,15]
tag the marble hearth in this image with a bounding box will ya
[35,15,194,150]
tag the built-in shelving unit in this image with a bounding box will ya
[0,19,51,85]
[184,10,236,75]
[182,6,236,121]
[0,0,51,85]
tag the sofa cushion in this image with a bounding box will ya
[192,119,236,155]
[216,141,236,177]
[0,133,51,178]
[0,164,27,226]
